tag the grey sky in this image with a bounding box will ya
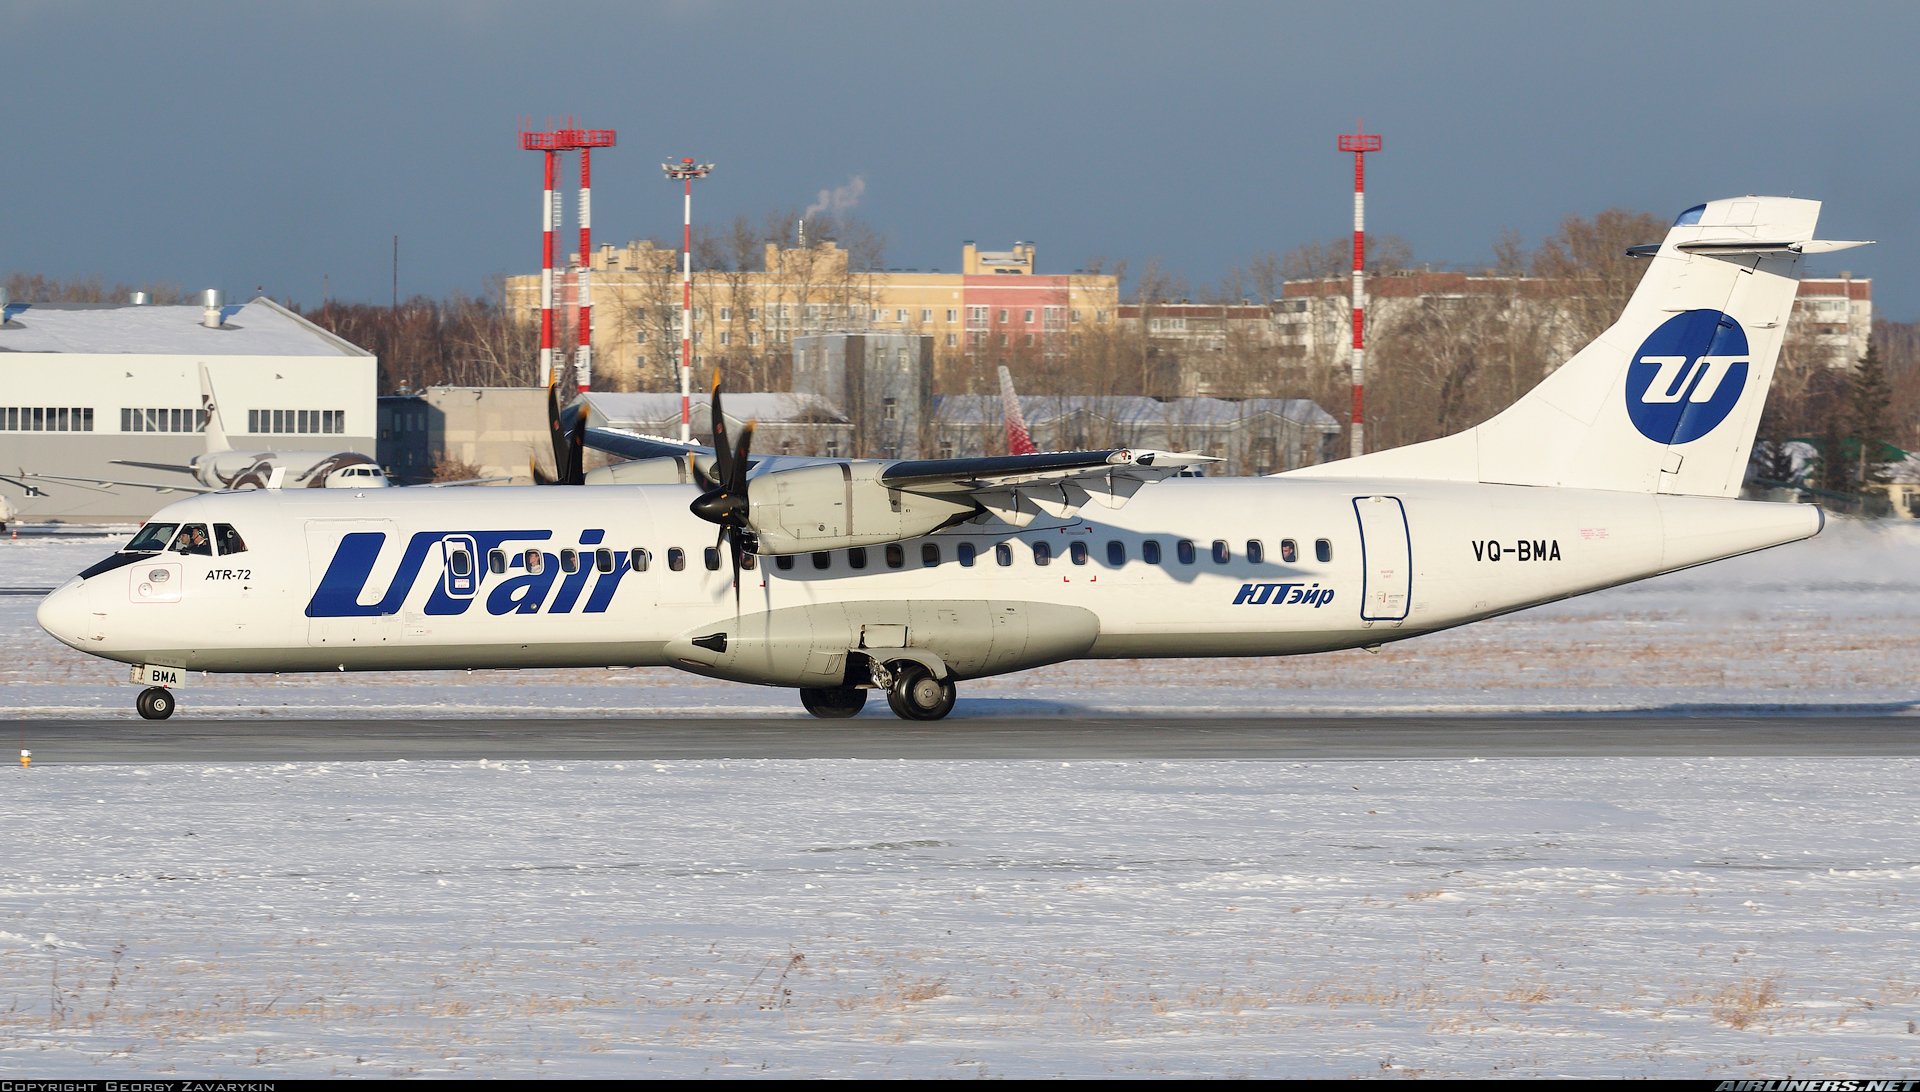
[4,1,1913,319]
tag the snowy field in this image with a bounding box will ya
[0,517,1917,1077]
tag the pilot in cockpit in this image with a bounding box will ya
[172,525,213,556]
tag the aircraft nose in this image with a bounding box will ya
[37,577,94,651]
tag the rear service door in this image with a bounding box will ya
[1352,495,1411,624]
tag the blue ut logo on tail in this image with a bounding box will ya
[1624,309,1750,444]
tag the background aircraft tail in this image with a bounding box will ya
[1288,196,1868,497]
[198,363,231,454]
[999,366,1038,456]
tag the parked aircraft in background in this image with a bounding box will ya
[20,363,390,496]
[37,196,1863,723]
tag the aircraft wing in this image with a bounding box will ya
[14,471,212,495]
[415,476,514,488]
[881,448,1214,526]
[0,472,50,498]
[585,427,845,476]
[111,459,196,474]
[583,427,707,464]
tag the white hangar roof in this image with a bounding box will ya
[0,297,368,357]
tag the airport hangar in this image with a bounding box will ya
[0,296,377,523]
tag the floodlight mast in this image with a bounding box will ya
[663,157,715,443]
[519,122,616,391]
[1337,127,1381,458]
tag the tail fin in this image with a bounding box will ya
[999,365,1038,456]
[1289,196,1870,497]
[198,363,231,453]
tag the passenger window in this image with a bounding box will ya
[490,550,507,574]
[1070,541,1088,565]
[703,547,721,571]
[524,549,544,574]
[1316,538,1332,563]
[595,548,614,574]
[1031,541,1051,566]
[1106,541,1126,566]
[921,543,941,568]
[125,523,179,553]
[1281,539,1298,564]
[448,549,472,578]
[958,542,976,567]
[885,544,905,569]
[848,547,868,570]
[1142,540,1162,565]
[1176,539,1196,565]
[561,549,580,574]
[172,524,213,556]
[812,551,830,570]
[775,554,795,571]
[214,524,247,555]
[629,548,651,572]
[668,547,686,572]
[994,543,1012,567]
[1212,539,1230,564]
[1247,540,1264,564]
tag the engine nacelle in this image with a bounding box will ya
[746,462,976,555]
[584,455,699,486]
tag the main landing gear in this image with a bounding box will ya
[885,662,957,721]
[135,686,176,721]
[798,662,959,721]
[800,686,866,718]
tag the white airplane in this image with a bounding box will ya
[23,363,391,495]
[37,196,1864,723]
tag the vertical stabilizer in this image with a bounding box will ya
[198,363,231,454]
[999,365,1038,456]
[1287,197,1870,497]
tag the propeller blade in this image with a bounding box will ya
[709,373,732,487]
[547,381,569,484]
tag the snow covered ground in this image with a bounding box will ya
[0,517,1916,1077]
[3,758,1918,1078]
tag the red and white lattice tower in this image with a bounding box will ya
[663,157,714,443]
[520,122,616,392]
[1337,126,1381,458]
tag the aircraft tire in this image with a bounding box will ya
[800,686,866,719]
[885,664,956,721]
[136,687,176,721]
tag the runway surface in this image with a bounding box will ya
[8,711,1918,764]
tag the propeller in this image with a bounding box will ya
[533,379,586,486]
[688,374,757,607]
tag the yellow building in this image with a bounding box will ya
[506,240,1119,391]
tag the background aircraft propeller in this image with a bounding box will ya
[533,381,586,486]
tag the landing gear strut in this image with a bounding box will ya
[800,686,867,719]
[885,662,956,721]
[135,687,176,721]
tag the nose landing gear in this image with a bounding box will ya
[135,687,176,721]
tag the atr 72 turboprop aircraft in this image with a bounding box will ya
[38,196,1865,721]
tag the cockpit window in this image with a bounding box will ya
[171,524,213,556]
[214,524,246,555]
[125,523,178,553]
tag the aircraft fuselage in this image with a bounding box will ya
[38,478,1820,683]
